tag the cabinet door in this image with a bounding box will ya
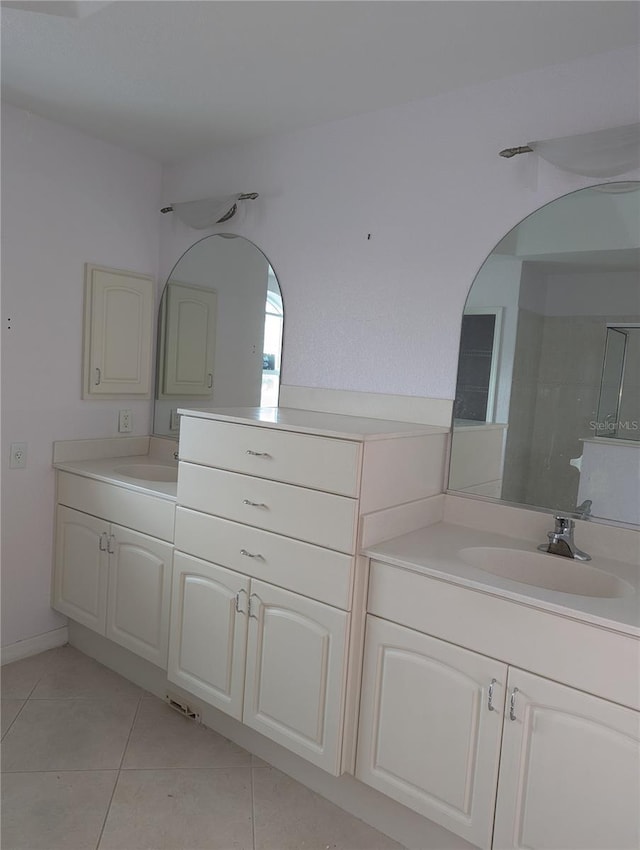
[356,616,506,849]
[168,552,250,719]
[494,668,640,850]
[162,282,217,396]
[243,580,349,775]
[106,525,172,669]
[53,506,108,634]
[84,264,154,397]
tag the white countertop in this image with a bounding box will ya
[176,406,449,441]
[364,522,640,637]
[55,456,177,500]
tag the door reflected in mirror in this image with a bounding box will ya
[153,234,283,437]
[449,182,640,526]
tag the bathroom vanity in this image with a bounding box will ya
[51,411,640,850]
[359,518,639,849]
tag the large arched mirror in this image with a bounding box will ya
[449,182,640,526]
[153,234,283,437]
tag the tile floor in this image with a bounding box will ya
[1,645,406,850]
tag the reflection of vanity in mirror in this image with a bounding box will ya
[449,183,640,525]
[153,234,283,437]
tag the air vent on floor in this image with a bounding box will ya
[165,693,201,722]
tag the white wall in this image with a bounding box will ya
[1,103,162,648]
[160,46,640,403]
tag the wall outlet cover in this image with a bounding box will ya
[118,409,133,433]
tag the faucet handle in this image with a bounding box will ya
[554,515,574,533]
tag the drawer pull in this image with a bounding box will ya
[246,450,272,458]
[240,549,264,560]
[509,687,519,721]
[243,499,268,509]
[99,532,108,552]
[487,678,497,712]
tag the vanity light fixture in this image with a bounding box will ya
[499,123,640,177]
[160,193,259,228]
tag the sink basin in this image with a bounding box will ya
[114,463,178,482]
[459,547,633,598]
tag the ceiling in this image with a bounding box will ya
[2,1,639,163]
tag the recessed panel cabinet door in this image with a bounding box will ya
[493,668,640,850]
[106,526,173,669]
[168,552,250,719]
[84,264,154,397]
[162,283,217,396]
[53,506,108,633]
[356,616,507,850]
[243,580,349,775]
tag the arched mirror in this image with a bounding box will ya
[153,234,283,437]
[449,182,640,526]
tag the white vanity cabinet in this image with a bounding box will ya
[169,409,447,775]
[169,551,348,773]
[53,472,175,669]
[356,615,507,848]
[493,668,640,850]
[358,559,640,850]
[168,552,250,719]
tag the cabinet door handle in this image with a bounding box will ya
[246,450,272,458]
[248,593,262,619]
[488,678,497,712]
[94,367,102,386]
[509,687,519,721]
[235,588,248,614]
[207,373,213,389]
[243,500,268,509]
[107,534,115,555]
[240,549,264,560]
[99,532,108,551]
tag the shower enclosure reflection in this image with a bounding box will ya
[596,326,640,440]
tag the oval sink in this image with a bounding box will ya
[459,547,633,598]
[114,463,178,482]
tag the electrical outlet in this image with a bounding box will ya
[10,442,27,469]
[118,409,132,433]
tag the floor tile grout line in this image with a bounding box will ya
[94,692,145,850]
[0,698,29,742]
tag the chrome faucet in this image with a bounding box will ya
[537,516,591,561]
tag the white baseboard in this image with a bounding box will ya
[1,626,68,666]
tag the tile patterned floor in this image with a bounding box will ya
[1,646,406,850]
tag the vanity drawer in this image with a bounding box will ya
[177,463,358,553]
[179,416,361,496]
[174,508,353,609]
[56,472,175,542]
